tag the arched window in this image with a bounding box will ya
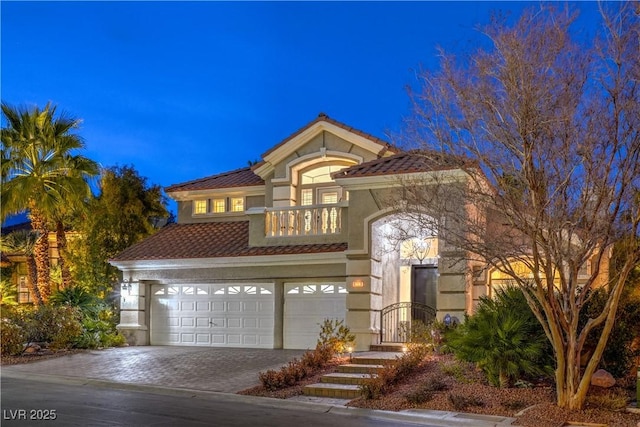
[298,162,352,206]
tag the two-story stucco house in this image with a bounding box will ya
[108,114,529,350]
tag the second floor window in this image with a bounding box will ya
[194,200,208,214]
[231,197,244,212]
[212,199,226,213]
[298,163,350,206]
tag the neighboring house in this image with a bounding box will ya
[109,113,609,350]
[0,222,69,304]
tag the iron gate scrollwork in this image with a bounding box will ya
[380,302,436,343]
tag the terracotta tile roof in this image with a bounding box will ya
[111,221,347,262]
[165,167,264,193]
[258,113,399,162]
[332,150,469,179]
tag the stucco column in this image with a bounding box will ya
[346,255,382,351]
[117,279,149,345]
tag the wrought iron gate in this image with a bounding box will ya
[380,302,436,343]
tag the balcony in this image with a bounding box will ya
[265,203,347,237]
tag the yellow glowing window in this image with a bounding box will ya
[230,197,244,212]
[301,189,313,206]
[194,200,208,214]
[212,199,226,213]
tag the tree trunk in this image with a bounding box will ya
[55,220,72,289]
[25,255,43,306]
[28,208,51,303]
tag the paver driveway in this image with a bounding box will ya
[1,346,306,393]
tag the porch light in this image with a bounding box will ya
[352,279,364,288]
[121,279,132,294]
[346,345,353,362]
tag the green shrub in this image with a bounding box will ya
[317,318,355,355]
[20,305,83,349]
[445,286,553,387]
[51,286,124,349]
[581,288,640,378]
[1,318,26,355]
[258,344,335,391]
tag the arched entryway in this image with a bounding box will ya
[370,213,439,343]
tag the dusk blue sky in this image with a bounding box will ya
[2,1,600,220]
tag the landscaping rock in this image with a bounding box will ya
[24,344,41,354]
[590,369,615,388]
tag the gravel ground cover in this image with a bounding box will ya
[241,353,640,427]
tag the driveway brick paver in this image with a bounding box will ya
[2,346,306,393]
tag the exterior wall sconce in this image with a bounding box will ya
[121,279,132,294]
[352,279,364,288]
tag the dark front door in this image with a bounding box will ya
[411,265,437,312]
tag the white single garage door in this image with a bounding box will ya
[151,283,275,348]
[283,283,347,350]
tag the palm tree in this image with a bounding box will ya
[0,230,43,305]
[1,102,98,302]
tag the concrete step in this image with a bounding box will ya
[352,356,397,366]
[321,372,375,385]
[303,383,362,399]
[370,343,406,352]
[338,363,385,374]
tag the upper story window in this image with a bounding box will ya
[194,200,208,215]
[230,197,244,212]
[212,198,226,213]
[298,163,350,206]
[193,197,246,215]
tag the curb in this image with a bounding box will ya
[2,371,517,427]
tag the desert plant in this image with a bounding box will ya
[581,287,640,378]
[586,390,629,411]
[448,393,485,410]
[404,374,449,404]
[0,278,18,306]
[446,286,553,387]
[317,318,355,355]
[360,344,427,400]
[0,317,25,355]
[19,305,83,350]
[258,343,335,391]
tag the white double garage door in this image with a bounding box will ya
[150,283,347,349]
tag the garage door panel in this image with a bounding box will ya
[196,334,210,344]
[283,283,347,350]
[151,284,274,348]
[196,301,209,311]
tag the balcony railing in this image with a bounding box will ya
[265,204,344,237]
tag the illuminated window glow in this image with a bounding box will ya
[194,200,208,214]
[212,199,226,213]
[231,197,244,212]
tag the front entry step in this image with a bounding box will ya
[303,383,362,399]
[370,343,405,352]
[321,372,374,385]
[302,350,402,399]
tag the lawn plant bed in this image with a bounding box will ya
[348,354,640,427]
[241,352,640,427]
[238,357,348,399]
[1,348,86,366]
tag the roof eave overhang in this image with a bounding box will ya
[253,121,396,179]
[334,169,469,190]
[168,185,266,201]
[109,251,347,271]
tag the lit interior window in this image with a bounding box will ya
[212,199,226,213]
[321,192,338,204]
[231,197,244,212]
[194,200,208,214]
[301,189,313,206]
